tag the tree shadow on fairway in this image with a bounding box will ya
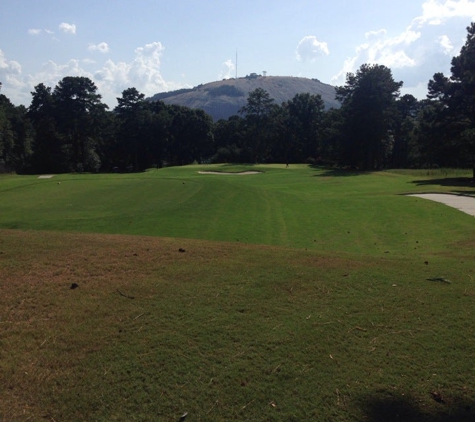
[410,177,474,190]
[310,166,371,177]
[362,393,475,422]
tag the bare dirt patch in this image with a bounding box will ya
[408,193,475,217]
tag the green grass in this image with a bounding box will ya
[1,165,475,421]
[0,165,473,255]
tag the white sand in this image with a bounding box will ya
[198,171,261,175]
[408,193,475,217]
[38,175,54,179]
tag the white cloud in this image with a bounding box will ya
[331,0,475,98]
[365,29,387,40]
[88,42,110,53]
[28,28,55,37]
[1,41,187,107]
[129,42,167,89]
[415,0,475,26]
[28,28,42,36]
[362,28,420,68]
[94,60,129,88]
[218,59,235,79]
[93,41,186,106]
[296,36,329,62]
[438,34,455,54]
[0,50,26,101]
[0,50,22,75]
[332,26,420,85]
[59,22,76,35]
[400,81,429,98]
[26,59,91,92]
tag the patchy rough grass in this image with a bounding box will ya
[1,229,475,421]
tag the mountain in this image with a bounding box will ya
[148,75,339,121]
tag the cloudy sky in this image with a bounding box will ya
[1,0,475,108]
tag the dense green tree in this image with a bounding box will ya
[413,99,467,169]
[28,83,65,173]
[0,94,34,173]
[281,93,325,163]
[52,76,108,171]
[167,106,214,166]
[115,91,213,170]
[320,107,345,165]
[391,94,421,168]
[8,105,34,172]
[336,64,402,169]
[427,23,475,178]
[0,94,14,172]
[115,89,172,171]
[141,101,170,169]
[212,115,246,162]
[114,87,147,171]
[265,105,289,164]
[239,88,276,162]
[116,87,145,114]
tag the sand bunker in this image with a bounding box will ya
[38,175,54,179]
[198,171,261,175]
[408,193,475,217]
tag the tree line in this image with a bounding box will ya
[2,23,475,176]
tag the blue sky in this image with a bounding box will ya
[1,0,475,108]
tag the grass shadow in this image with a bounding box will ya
[221,162,257,167]
[410,177,474,189]
[309,165,371,177]
[362,393,475,422]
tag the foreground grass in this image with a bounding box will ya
[1,165,475,420]
[1,229,474,421]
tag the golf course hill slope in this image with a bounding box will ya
[148,75,339,121]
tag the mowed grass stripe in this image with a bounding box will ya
[1,165,474,257]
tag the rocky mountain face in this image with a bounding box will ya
[148,75,339,121]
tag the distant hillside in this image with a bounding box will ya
[148,75,339,121]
